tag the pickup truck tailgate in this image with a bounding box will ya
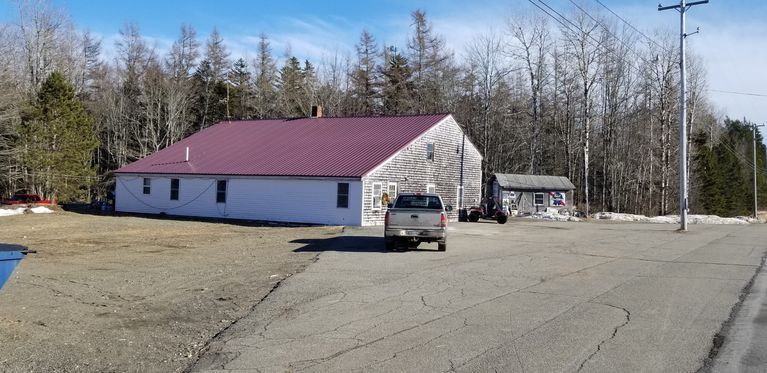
[388,209,443,228]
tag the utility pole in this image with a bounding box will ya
[753,124,764,219]
[659,0,708,231]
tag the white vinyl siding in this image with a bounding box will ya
[115,175,363,226]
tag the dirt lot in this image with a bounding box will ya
[0,211,338,372]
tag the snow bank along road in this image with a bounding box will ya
[192,221,767,373]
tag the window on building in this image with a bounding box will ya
[456,185,464,208]
[337,183,349,208]
[170,178,179,200]
[143,178,151,194]
[372,183,382,210]
[387,182,398,202]
[534,192,545,206]
[427,184,436,194]
[216,180,227,203]
[426,143,434,161]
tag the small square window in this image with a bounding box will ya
[337,183,349,208]
[170,178,179,200]
[216,180,227,203]
[427,184,436,194]
[534,192,545,206]
[143,178,151,194]
[426,143,434,161]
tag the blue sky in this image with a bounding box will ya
[1,0,765,129]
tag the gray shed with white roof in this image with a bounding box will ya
[489,173,576,214]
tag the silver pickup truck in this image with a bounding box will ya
[384,193,452,251]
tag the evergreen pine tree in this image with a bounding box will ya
[349,30,380,115]
[278,57,308,117]
[693,132,725,215]
[254,33,278,119]
[228,58,252,119]
[381,49,414,115]
[19,71,98,202]
[192,29,231,129]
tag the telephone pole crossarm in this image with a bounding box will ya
[658,0,709,11]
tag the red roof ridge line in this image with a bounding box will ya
[212,112,451,124]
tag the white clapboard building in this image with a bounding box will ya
[114,113,482,226]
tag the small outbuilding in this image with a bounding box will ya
[114,113,482,226]
[488,173,576,215]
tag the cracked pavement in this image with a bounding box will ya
[191,220,767,373]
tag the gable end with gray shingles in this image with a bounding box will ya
[361,115,482,226]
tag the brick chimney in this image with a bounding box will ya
[311,105,323,118]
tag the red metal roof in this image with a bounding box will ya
[115,114,450,178]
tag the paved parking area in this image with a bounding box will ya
[192,220,767,373]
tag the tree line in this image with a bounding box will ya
[0,0,763,215]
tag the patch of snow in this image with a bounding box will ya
[30,206,53,214]
[592,212,752,225]
[524,210,581,222]
[0,207,25,217]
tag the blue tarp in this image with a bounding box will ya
[0,244,27,290]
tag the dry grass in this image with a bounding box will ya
[0,212,338,372]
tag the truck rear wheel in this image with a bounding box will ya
[385,239,395,251]
[438,242,446,251]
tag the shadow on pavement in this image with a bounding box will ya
[292,236,440,253]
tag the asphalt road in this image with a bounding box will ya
[191,220,767,373]
[710,256,767,373]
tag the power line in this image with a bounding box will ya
[527,0,579,36]
[537,0,584,34]
[530,0,652,78]
[594,0,670,53]
[717,138,767,176]
[708,89,767,98]
[567,0,655,66]
[589,2,766,105]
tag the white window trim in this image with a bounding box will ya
[170,178,180,201]
[426,184,436,194]
[534,192,545,206]
[337,182,350,208]
[216,179,227,204]
[143,178,151,195]
[387,182,398,201]
[372,182,383,211]
[426,142,434,161]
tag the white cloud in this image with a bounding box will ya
[224,17,362,63]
